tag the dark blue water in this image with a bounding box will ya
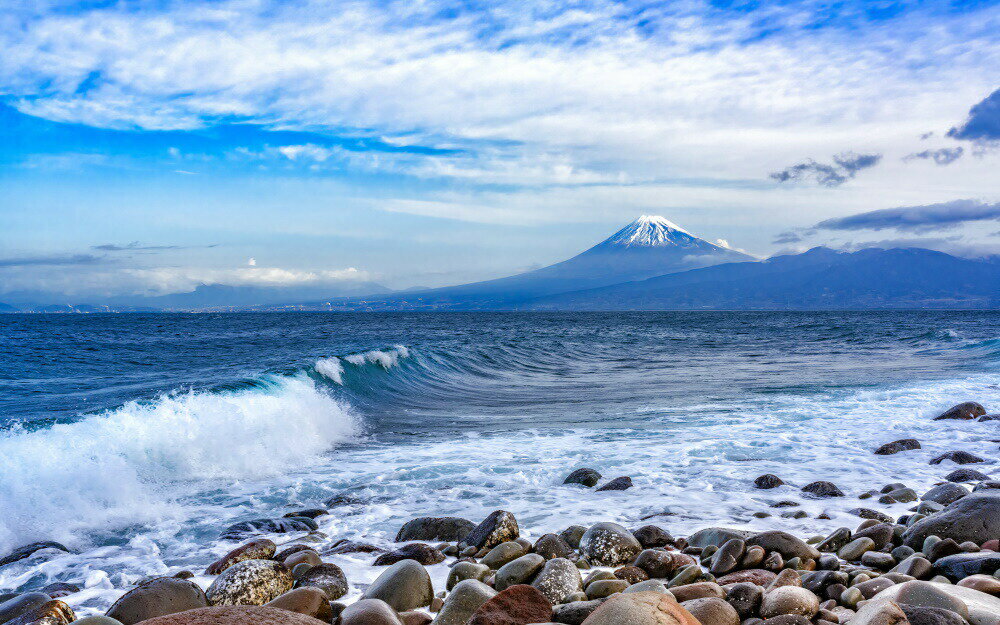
[0,311,998,611]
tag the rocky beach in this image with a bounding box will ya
[2,399,1000,625]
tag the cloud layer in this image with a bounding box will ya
[948,88,1000,143]
[813,199,1000,233]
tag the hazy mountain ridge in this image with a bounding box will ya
[520,247,1000,310]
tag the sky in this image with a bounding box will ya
[0,0,998,301]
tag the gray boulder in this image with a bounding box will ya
[578,522,642,566]
[531,557,583,604]
[205,560,293,606]
[106,577,207,624]
[563,468,602,487]
[432,579,495,625]
[364,559,433,613]
[464,511,519,550]
[395,517,475,542]
[903,492,1000,549]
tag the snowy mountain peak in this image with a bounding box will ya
[604,215,701,248]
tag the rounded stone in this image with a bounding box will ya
[434,579,496,625]
[206,560,293,607]
[495,554,545,591]
[578,522,642,567]
[464,511,519,551]
[532,534,575,560]
[127,606,329,625]
[530,558,582,604]
[468,584,553,625]
[681,597,739,625]
[447,562,491,591]
[579,591,700,625]
[759,586,820,618]
[374,543,445,566]
[481,542,527,570]
[206,540,277,575]
[395,517,476,543]
[585,580,628,599]
[363,560,434,613]
[341,599,404,625]
[106,577,209,624]
[563,468,602,488]
[632,526,673,549]
[754,474,784,489]
[263,588,333,621]
[294,563,347,601]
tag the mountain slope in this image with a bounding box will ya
[521,247,1000,310]
[336,216,752,309]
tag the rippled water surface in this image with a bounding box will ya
[1,311,998,610]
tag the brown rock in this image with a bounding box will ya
[207,540,277,575]
[373,544,444,566]
[715,569,776,586]
[339,599,404,625]
[669,582,725,603]
[957,574,1000,596]
[680,597,739,625]
[6,600,74,625]
[106,577,208,625]
[132,606,329,625]
[264,588,332,621]
[283,551,321,570]
[468,585,552,625]
[613,566,649,584]
[580,591,700,625]
[397,611,432,625]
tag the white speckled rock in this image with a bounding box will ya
[578,523,642,567]
[206,560,293,607]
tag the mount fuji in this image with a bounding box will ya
[340,215,753,309]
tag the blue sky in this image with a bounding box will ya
[1,0,998,300]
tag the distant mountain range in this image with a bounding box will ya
[521,246,1000,310]
[3,216,999,312]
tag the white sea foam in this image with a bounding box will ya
[315,357,345,384]
[0,375,358,554]
[342,345,410,369]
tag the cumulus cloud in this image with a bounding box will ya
[1,0,997,201]
[948,88,1000,143]
[813,199,1000,233]
[769,152,882,187]
[903,147,964,165]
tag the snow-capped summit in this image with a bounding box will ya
[604,215,702,248]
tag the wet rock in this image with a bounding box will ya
[585,579,628,599]
[709,539,744,575]
[934,552,1000,580]
[958,575,1000,597]
[340,599,404,625]
[206,540,277,576]
[531,558,582,604]
[801,481,844,498]
[945,468,990,483]
[135,606,330,625]
[854,523,895,551]
[838,537,876,561]
[883,487,919,504]
[468,584,552,625]
[206,560,294,607]
[578,523,642,567]
[686,528,754,548]
[875,439,922,455]
[670,583,725,603]
[5,600,73,625]
[0,594,54,625]
[923,483,971,506]
[850,508,895,523]
[934,402,987,421]
[533,534,575,560]
[715,569,776,587]
[759,587,819,618]
[364,560,433,613]
[434,579,496,625]
[551,599,603,625]
[725,582,762,619]
[633,549,678,579]
[465,511,519,551]
[892,555,933,579]
[283,551,321,570]
[374,543,445,567]
[595,477,632,492]
[293,563,347,601]
[73,617,123,625]
[559,526,587,550]
[631,526,672,549]
[903,492,1000,549]
[930,452,985,465]
[613,566,648,584]
[481,542,527,570]
[873,581,970,620]
[322,539,384,556]
[680,597,739,625]
[220,519,315,540]
[396,517,476,543]
[624,580,670,595]
[747,531,820,561]
[106,577,208,624]
[849,600,909,625]
[754,474,784,489]
[563,469,602,488]
[579,591,699,625]
[264,588,332,621]
[323,493,367,507]
[901,605,971,625]
[0,543,70,568]
[816,528,852,553]
[495,554,545,591]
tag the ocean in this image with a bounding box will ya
[0,311,998,610]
